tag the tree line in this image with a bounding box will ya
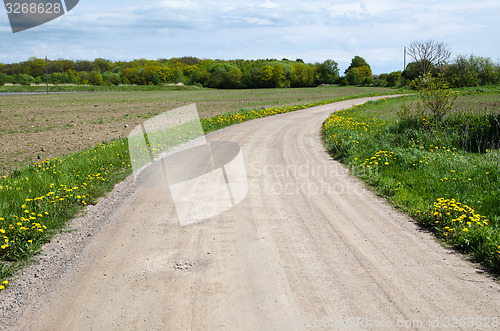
[1,45,499,89]
[0,57,342,88]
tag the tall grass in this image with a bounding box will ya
[0,140,131,284]
[322,94,500,273]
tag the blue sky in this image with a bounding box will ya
[0,0,499,74]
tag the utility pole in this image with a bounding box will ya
[45,56,49,94]
[403,47,407,85]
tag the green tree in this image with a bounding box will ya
[12,74,34,85]
[345,56,372,85]
[386,71,402,87]
[0,72,9,85]
[158,67,175,84]
[257,65,275,87]
[141,65,163,85]
[226,67,243,88]
[272,64,285,87]
[345,56,370,74]
[315,59,339,84]
[93,58,114,73]
[75,60,96,72]
[346,68,361,85]
[291,63,315,87]
[121,67,142,85]
[25,57,46,77]
[87,71,104,86]
[103,72,121,85]
[49,72,78,84]
[445,54,500,87]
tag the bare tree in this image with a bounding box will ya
[406,40,451,77]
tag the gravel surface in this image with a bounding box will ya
[0,175,137,330]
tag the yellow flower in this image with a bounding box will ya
[462,228,469,232]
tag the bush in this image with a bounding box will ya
[399,74,457,127]
[387,71,402,87]
[445,55,500,88]
[12,74,35,85]
[102,72,121,85]
[49,72,78,84]
[0,72,9,85]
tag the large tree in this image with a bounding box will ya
[345,56,370,75]
[345,56,372,85]
[316,59,339,84]
[406,39,451,77]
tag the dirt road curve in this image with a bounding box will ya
[9,97,500,330]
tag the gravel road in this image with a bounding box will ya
[2,96,499,330]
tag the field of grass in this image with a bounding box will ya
[0,86,396,174]
[0,86,402,290]
[322,89,500,274]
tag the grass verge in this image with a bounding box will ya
[321,91,500,274]
[0,89,402,290]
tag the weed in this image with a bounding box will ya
[322,90,500,273]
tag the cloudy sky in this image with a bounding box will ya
[0,0,498,74]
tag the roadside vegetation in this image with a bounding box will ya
[322,79,500,274]
[0,87,402,290]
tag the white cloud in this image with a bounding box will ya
[0,0,499,74]
[244,17,274,25]
[256,2,280,9]
[157,0,199,10]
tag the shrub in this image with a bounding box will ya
[398,74,457,127]
[12,74,35,86]
[0,72,9,85]
[387,71,402,87]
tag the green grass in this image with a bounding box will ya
[0,87,403,290]
[322,90,500,274]
[0,139,131,285]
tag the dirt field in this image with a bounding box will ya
[3,97,498,330]
[0,87,391,174]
